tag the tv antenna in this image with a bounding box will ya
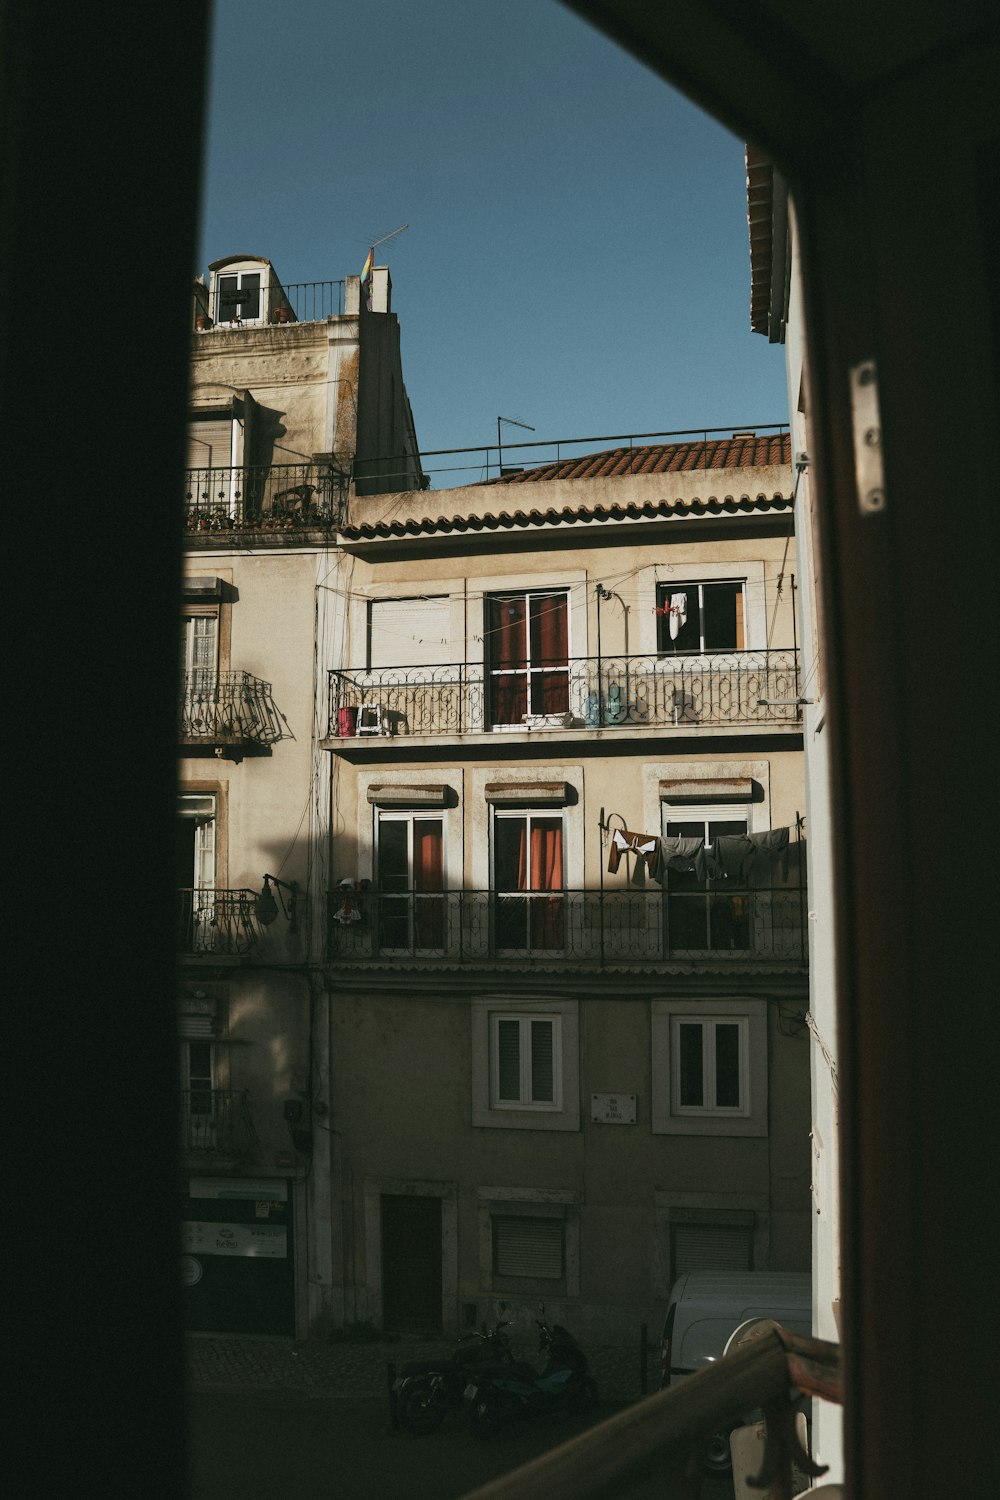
[497,415,535,480]
[367,224,410,254]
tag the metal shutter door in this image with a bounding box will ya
[673,1223,752,1275]
[494,1217,563,1278]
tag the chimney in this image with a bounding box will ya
[370,265,392,313]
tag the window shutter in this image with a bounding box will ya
[368,597,452,669]
[497,1020,521,1101]
[494,1217,563,1278]
[673,1223,752,1275]
[530,1020,554,1102]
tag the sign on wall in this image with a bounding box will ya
[590,1094,637,1124]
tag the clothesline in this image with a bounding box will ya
[605,824,791,886]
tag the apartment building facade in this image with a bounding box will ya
[321,437,812,1342]
[178,256,421,1336]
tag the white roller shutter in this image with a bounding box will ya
[368,597,452,669]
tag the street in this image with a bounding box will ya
[188,1391,735,1499]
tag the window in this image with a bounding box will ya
[486,588,569,725]
[652,999,767,1137]
[493,809,565,951]
[181,612,218,694]
[472,998,580,1132]
[377,811,445,953]
[664,808,751,954]
[656,580,745,655]
[491,1013,561,1109]
[673,1015,749,1115]
[493,1215,564,1278]
[216,269,262,324]
[177,793,217,952]
[181,1039,216,1149]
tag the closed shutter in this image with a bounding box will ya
[368,597,452,669]
[673,1223,752,1275]
[494,1217,563,1278]
[497,1020,521,1102]
[530,1020,554,1102]
[187,418,236,470]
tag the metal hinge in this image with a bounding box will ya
[850,359,886,514]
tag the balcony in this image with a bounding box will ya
[180,1089,257,1159]
[184,462,343,534]
[328,887,807,969]
[328,649,800,741]
[177,888,262,957]
[179,671,287,755]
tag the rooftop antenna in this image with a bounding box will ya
[361,224,409,307]
[497,415,534,480]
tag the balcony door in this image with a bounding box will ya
[493,810,565,953]
[181,1039,216,1149]
[486,589,569,726]
[177,793,217,952]
[663,808,751,954]
[377,812,445,954]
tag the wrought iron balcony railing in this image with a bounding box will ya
[180,1089,257,1157]
[179,671,287,749]
[329,888,807,966]
[177,888,262,956]
[328,650,800,739]
[184,462,343,532]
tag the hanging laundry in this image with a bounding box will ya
[608,827,662,881]
[669,591,688,641]
[332,879,363,924]
[661,835,707,881]
[749,827,790,879]
[713,834,756,883]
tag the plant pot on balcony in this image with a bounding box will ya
[337,706,359,736]
[273,306,290,323]
[194,314,213,330]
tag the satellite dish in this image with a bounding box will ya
[724,1316,782,1357]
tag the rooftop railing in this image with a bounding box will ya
[177,888,262,956]
[180,1089,257,1158]
[328,888,807,966]
[178,671,288,748]
[328,650,801,740]
[184,462,344,533]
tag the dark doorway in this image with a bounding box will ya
[381,1194,442,1331]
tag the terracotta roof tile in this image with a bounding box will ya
[482,433,790,484]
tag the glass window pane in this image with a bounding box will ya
[378,820,409,891]
[239,273,261,320]
[495,818,526,890]
[678,1023,704,1106]
[497,1020,521,1101]
[714,1023,741,1107]
[703,582,741,650]
[530,1020,554,1101]
[412,820,443,892]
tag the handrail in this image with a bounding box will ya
[460,1327,840,1500]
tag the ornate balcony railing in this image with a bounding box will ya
[328,650,800,739]
[179,671,287,749]
[180,1089,257,1157]
[184,462,343,532]
[328,888,807,966]
[177,888,262,956]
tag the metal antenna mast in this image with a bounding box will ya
[497,415,535,480]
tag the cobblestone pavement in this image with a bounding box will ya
[187,1332,657,1404]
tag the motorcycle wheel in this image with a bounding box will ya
[568,1376,599,1417]
[400,1380,447,1436]
[470,1391,517,1440]
[702,1427,735,1473]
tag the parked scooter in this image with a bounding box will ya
[464,1305,598,1438]
[393,1313,514,1435]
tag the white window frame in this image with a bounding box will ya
[214,266,267,326]
[484,587,572,723]
[472,997,580,1132]
[670,1014,751,1117]
[655,577,747,655]
[376,808,447,955]
[490,1012,562,1111]
[639,561,767,659]
[652,998,768,1137]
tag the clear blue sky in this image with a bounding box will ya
[197,0,787,487]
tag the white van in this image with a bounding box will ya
[659,1270,812,1471]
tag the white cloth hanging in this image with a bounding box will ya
[669,591,687,641]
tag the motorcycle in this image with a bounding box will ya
[464,1305,598,1438]
[393,1314,514,1435]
